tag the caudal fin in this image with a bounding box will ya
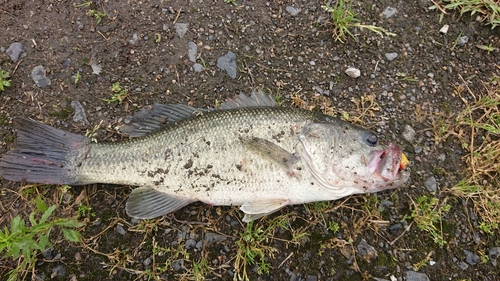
[0,118,88,185]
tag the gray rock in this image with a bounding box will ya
[174,23,189,38]
[185,239,196,249]
[405,271,430,281]
[464,249,480,265]
[6,42,26,62]
[457,260,469,270]
[457,36,469,47]
[30,65,51,88]
[143,257,152,267]
[129,33,139,45]
[195,240,203,251]
[489,247,499,266]
[217,51,237,78]
[414,146,422,154]
[71,100,90,125]
[188,41,197,62]
[305,275,317,281]
[385,52,398,61]
[286,6,301,16]
[402,124,416,142]
[381,6,397,18]
[345,67,360,78]
[115,224,126,236]
[204,232,227,246]
[357,239,377,261]
[172,259,183,271]
[193,63,204,72]
[51,265,67,277]
[425,176,437,193]
[389,223,403,234]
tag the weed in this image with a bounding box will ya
[429,0,500,29]
[0,197,83,281]
[224,0,237,5]
[85,120,103,143]
[77,203,96,219]
[74,1,92,8]
[103,82,128,104]
[476,43,498,54]
[0,69,12,91]
[322,1,396,43]
[73,71,81,84]
[406,195,450,246]
[396,72,419,82]
[88,9,106,24]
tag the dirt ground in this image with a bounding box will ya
[0,0,499,280]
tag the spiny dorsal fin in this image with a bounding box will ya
[120,91,277,137]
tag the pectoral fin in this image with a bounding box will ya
[126,186,195,219]
[239,136,300,173]
[240,199,290,222]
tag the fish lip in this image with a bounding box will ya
[367,143,404,180]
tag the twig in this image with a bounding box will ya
[173,6,183,24]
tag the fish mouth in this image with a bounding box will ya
[367,143,407,180]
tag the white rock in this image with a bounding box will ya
[439,24,449,34]
[345,67,360,78]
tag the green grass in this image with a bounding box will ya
[322,0,396,43]
[406,195,451,246]
[103,82,128,104]
[0,69,12,91]
[0,197,83,281]
[429,0,500,28]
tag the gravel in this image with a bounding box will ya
[345,67,361,78]
[425,176,437,193]
[217,51,237,78]
[188,41,197,62]
[30,65,51,88]
[174,23,189,38]
[405,271,430,281]
[381,6,397,18]
[6,42,26,62]
[71,100,89,125]
[385,52,398,61]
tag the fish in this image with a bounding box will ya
[0,91,410,222]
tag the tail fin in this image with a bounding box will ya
[0,118,88,185]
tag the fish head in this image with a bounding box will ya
[297,118,410,197]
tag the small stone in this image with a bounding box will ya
[204,232,227,246]
[413,146,422,154]
[464,250,480,265]
[381,7,397,18]
[188,41,197,62]
[357,239,378,261]
[71,100,90,125]
[193,63,204,72]
[143,257,152,267]
[286,6,301,16]
[30,65,51,88]
[345,67,360,78]
[172,259,183,271]
[402,125,416,142]
[174,23,189,38]
[185,239,196,249]
[115,224,126,236]
[457,261,469,270]
[457,36,469,47]
[217,51,237,78]
[129,33,139,45]
[389,223,403,234]
[385,52,398,61]
[488,247,499,266]
[6,42,26,63]
[51,265,67,278]
[425,176,437,193]
[195,240,203,251]
[439,24,449,34]
[305,275,318,281]
[405,271,430,281]
[438,153,446,162]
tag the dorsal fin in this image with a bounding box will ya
[120,104,209,137]
[120,91,277,137]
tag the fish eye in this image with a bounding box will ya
[364,132,378,146]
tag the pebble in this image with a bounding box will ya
[129,33,139,45]
[30,65,51,88]
[51,265,67,278]
[174,23,189,38]
[489,247,499,266]
[439,24,449,34]
[413,146,422,154]
[345,67,360,78]
[217,51,237,78]
[385,52,398,61]
[188,41,197,62]
[425,176,437,193]
[357,239,378,261]
[381,6,397,18]
[457,260,469,270]
[115,224,126,236]
[193,63,204,72]
[464,249,480,265]
[457,36,469,47]
[172,259,183,271]
[185,239,196,249]
[389,223,403,234]
[204,232,227,246]
[286,6,301,16]
[6,42,26,62]
[71,100,90,125]
[405,271,430,281]
[402,124,416,142]
[438,153,446,162]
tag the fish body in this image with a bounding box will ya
[0,92,410,222]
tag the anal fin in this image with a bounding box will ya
[240,199,290,222]
[126,186,195,219]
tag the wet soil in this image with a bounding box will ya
[0,0,499,280]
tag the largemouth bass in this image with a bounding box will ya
[0,92,410,222]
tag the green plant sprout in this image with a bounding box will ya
[322,1,396,43]
[0,69,12,91]
[103,82,128,104]
[88,9,107,24]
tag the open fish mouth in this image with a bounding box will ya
[367,143,408,180]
